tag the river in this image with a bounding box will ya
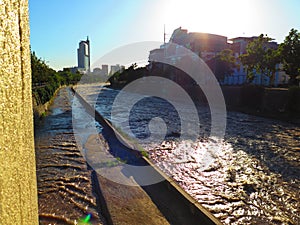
[35,85,299,225]
[92,85,299,225]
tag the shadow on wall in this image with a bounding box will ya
[221,85,300,120]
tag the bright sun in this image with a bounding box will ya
[161,0,257,39]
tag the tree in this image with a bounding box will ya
[218,49,236,76]
[108,63,148,88]
[240,34,280,85]
[31,51,82,104]
[207,49,236,81]
[31,51,57,85]
[264,48,281,86]
[279,28,300,86]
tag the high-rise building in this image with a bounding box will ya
[101,64,108,76]
[77,37,90,72]
[110,64,120,75]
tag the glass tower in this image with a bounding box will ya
[77,37,90,72]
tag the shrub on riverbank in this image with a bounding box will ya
[108,64,148,88]
[31,52,82,105]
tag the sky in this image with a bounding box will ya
[29,0,300,71]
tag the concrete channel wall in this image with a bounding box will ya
[0,0,39,224]
[189,85,300,114]
[71,87,222,225]
[187,85,300,123]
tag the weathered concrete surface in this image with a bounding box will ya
[187,85,300,121]
[0,0,38,224]
[83,124,170,225]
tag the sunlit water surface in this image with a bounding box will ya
[92,86,299,225]
[36,85,299,225]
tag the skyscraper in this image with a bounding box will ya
[77,37,90,72]
[101,64,108,76]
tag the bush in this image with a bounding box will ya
[31,51,83,106]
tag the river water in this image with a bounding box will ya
[35,85,299,225]
[92,85,299,225]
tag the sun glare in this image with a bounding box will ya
[162,0,258,38]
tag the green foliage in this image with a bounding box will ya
[108,63,147,88]
[41,112,47,118]
[240,34,280,85]
[279,28,300,85]
[207,49,236,81]
[116,157,127,164]
[141,150,149,158]
[31,51,57,84]
[57,68,82,85]
[79,73,107,83]
[31,51,82,104]
[264,48,281,84]
[240,29,300,86]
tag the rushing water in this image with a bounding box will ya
[91,85,299,225]
[35,85,299,225]
[35,88,106,225]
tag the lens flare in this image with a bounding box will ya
[78,213,91,224]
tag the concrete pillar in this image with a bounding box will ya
[0,0,39,224]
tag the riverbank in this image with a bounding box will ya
[34,87,107,224]
[221,86,300,124]
[32,85,66,121]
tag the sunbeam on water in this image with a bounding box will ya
[93,85,299,225]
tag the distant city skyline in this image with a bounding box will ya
[29,0,300,70]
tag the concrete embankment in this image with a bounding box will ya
[71,86,222,225]
[186,85,300,124]
[35,87,107,224]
